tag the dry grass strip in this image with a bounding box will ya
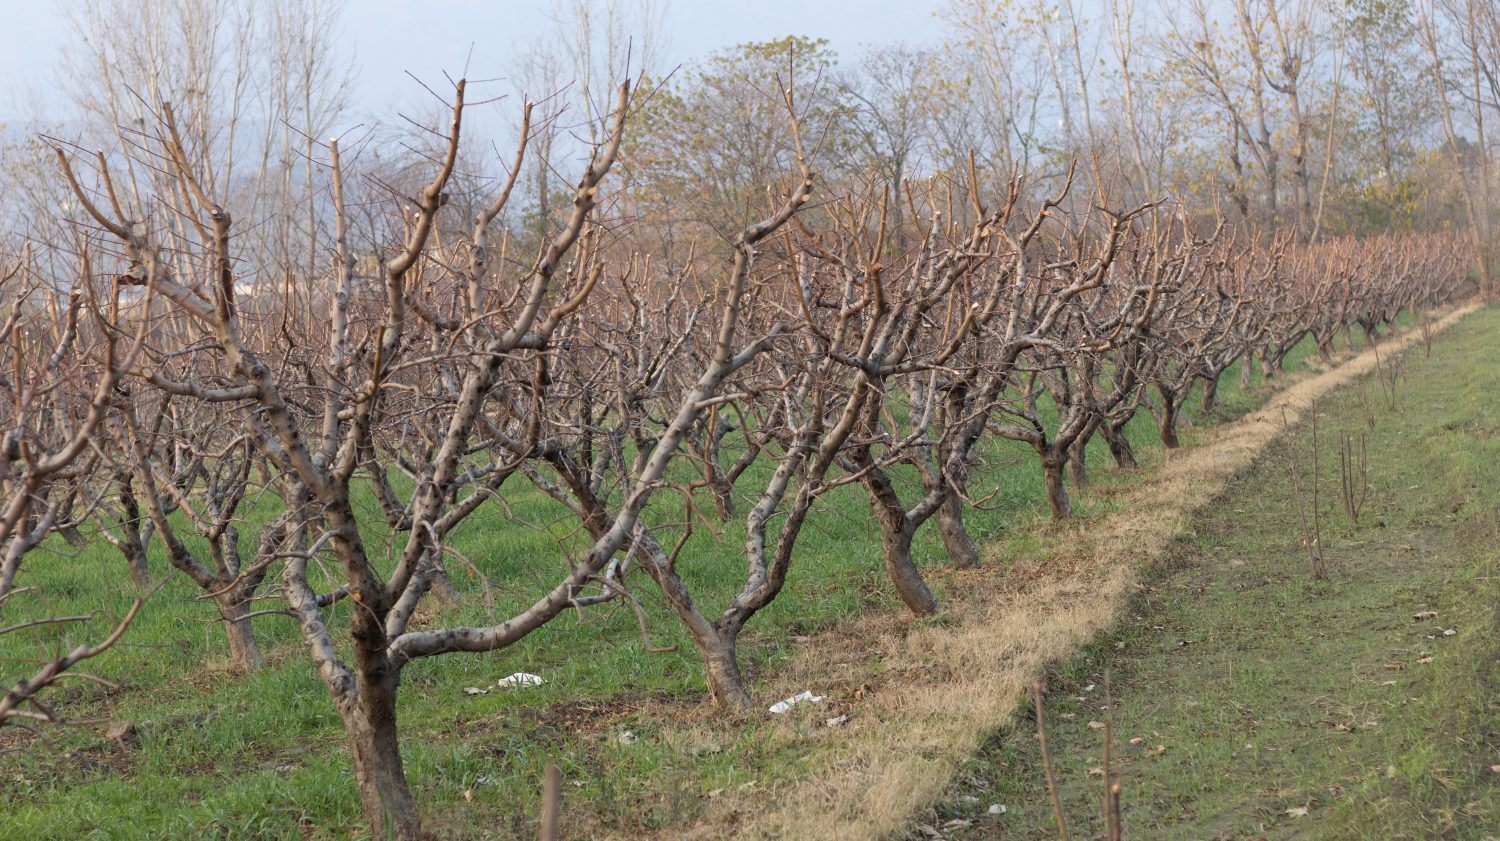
[652,303,1481,841]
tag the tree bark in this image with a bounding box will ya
[1199,375,1219,412]
[1156,388,1182,449]
[1043,454,1072,519]
[122,541,150,587]
[343,689,421,841]
[935,492,980,569]
[877,518,939,615]
[220,594,264,671]
[857,457,939,616]
[1068,440,1089,489]
[1101,422,1137,469]
[696,625,753,710]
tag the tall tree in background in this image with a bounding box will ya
[59,0,352,287]
[626,36,850,242]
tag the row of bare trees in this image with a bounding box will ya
[0,67,1473,836]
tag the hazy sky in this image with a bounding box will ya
[0,1,947,122]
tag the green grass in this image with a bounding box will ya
[919,306,1500,839]
[0,319,1366,839]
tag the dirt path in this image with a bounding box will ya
[914,305,1500,839]
[682,303,1485,841]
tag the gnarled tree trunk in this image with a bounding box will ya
[219,595,264,671]
[1042,452,1072,519]
[1101,422,1137,469]
[935,493,980,569]
[1199,375,1219,412]
[342,687,420,841]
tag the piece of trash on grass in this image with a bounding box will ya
[988,804,1008,815]
[942,819,971,830]
[497,672,545,688]
[1087,720,1106,729]
[1412,610,1438,621]
[825,715,849,727]
[1285,806,1309,818]
[462,686,489,695]
[1442,628,1456,636]
[616,730,639,746]
[768,690,824,714]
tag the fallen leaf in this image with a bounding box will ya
[1412,611,1439,621]
[1285,806,1309,818]
[1152,744,1167,755]
[987,804,1008,815]
[1088,767,1105,777]
[942,819,972,830]
[1129,736,1144,745]
[1087,720,1106,729]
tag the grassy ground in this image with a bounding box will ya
[915,308,1500,839]
[0,314,1404,840]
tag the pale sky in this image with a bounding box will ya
[0,0,947,123]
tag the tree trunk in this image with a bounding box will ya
[858,460,940,616]
[427,558,460,603]
[1068,441,1089,489]
[878,518,939,616]
[696,626,752,710]
[1157,390,1181,449]
[708,477,735,520]
[220,595,264,671]
[1239,352,1253,389]
[1043,454,1072,520]
[1101,423,1137,469]
[122,542,150,587]
[343,691,421,841]
[935,492,980,569]
[1199,375,1219,412]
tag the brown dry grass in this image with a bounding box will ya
[639,304,1482,841]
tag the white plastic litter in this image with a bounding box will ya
[988,804,1008,815]
[617,730,639,745]
[462,686,489,695]
[768,690,824,714]
[496,672,545,688]
[825,715,848,727]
